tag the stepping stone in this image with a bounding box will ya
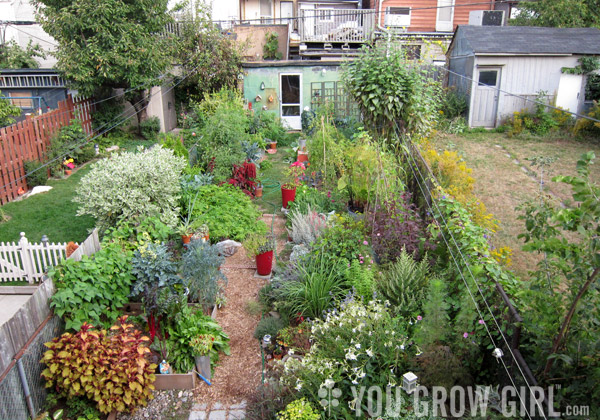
[189,412,207,420]
[208,410,227,420]
[192,403,207,411]
[229,401,247,410]
[29,186,53,196]
[213,403,224,410]
[228,410,245,419]
[254,271,272,280]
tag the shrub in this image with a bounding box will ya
[181,240,226,310]
[345,259,375,300]
[253,317,285,341]
[160,133,189,161]
[286,186,347,220]
[72,143,97,164]
[47,120,86,176]
[91,98,126,134]
[75,146,187,230]
[183,184,265,242]
[41,317,156,414]
[103,215,175,252]
[378,248,430,317]
[278,398,320,420]
[311,213,370,263]
[366,193,432,263]
[49,242,134,331]
[307,119,348,189]
[263,31,283,60]
[288,207,328,247]
[140,116,161,140]
[23,159,47,188]
[573,100,600,136]
[440,88,468,119]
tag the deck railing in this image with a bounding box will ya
[299,9,375,43]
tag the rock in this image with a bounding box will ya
[29,186,53,196]
[178,391,183,398]
[215,240,242,257]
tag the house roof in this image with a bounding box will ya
[453,25,600,55]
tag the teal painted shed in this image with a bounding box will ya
[242,61,356,129]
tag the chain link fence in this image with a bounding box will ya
[0,316,63,420]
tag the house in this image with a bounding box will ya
[0,69,68,121]
[363,0,503,64]
[242,60,357,129]
[447,26,600,128]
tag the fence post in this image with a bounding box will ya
[18,233,34,284]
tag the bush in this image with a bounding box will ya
[440,88,468,119]
[311,213,369,263]
[286,186,347,222]
[278,398,320,420]
[288,207,328,247]
[263,32,283,60]
[91,98,126,134]
[23,160,47,188]
[253,317,285,341]
[181,240,226,310]
[47,120,87,176]
[183,184,266,242]
[345,259,375,301]
[573,100,600,136]
[72,143,97,164]
[140,116,161,140]
[160,133,189,161]
[41,317,156,414]
[49,242,134,331]
[75,146,187,230]
[378,248,430,317]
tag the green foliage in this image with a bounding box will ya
[160,133,189,162]
[585,74,600,102]
[183,184,265,242]
[181,240,226,309]
[249,111,289,145]
[311,213,369,263]
[130,243,184,318]
[91,98,126,134]
[263,32,283,60]
[278,398,320,420]
[573,100,600,136]
[103,215,174,252]
[287,208,328,247]
[47,120,87,176]
[342,44,441,139]
[307,118,349,189]
[244,233,276,256]
[41,318,156,414]
[139,116,161,140]
[165,305,230,373]
[64,396,101,420]
[413,277,449,349]
[0,91,21,127]
[286,186,347,221]
[23,160,48,188]
[75,147,187,230]
[49,242,134,331]
[511,0,600,28]
[253,317,285,341]
[0,40,45,69]
[34,0,172,104]
[440,88,468,119]
[345,259,375,301]
[378,249,430,318]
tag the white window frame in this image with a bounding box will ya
[385,7,411,28]
[436,0,455,32]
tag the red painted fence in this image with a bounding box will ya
[0,95,94,204]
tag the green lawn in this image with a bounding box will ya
[0,164,96,244]
[254,147,292,213]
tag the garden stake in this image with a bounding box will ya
[195,370,212,386]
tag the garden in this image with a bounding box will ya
[24,44,600,420]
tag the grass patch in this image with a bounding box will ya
[430,131,600,278]
[0,164,96,244]
[255,150,289,213]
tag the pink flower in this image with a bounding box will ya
[66,162,75,169]
[479,319,485,325]
[417,315,422,321]
[363,240,368,245]
[463,332,468,338]
[359,260,363,264]
[290,161,305,169]
[192,132,196,136]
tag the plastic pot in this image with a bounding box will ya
[255,186,263,198]
[281,186,296,209]
[256,250,274,276]
[181,234,192,244]
[297,151,308,163]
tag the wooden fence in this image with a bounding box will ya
[0,95,94,205]
[0,229,99,284]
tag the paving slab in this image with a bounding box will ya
[0,295,30,327]
[208,410,227,420]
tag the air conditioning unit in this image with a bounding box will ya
[469,10,505,26]
[385,7,411,28]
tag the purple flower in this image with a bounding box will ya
[363,240,368,245]
[479,319,485,325]
[463,332,469,338]
[417,315,422,321]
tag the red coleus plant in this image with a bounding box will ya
[227,161,257,197]
[41,316,156,414]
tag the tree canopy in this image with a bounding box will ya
[0,40,46,69]
[511,0,600,28]
[33,0,174,122]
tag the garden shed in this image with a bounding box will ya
[242,60,357,129]
[447,25,600,128]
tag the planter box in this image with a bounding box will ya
[154,372,197,390]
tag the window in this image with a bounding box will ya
[436,0,455,32]
[260,0,272,17]
[478,70,498,87]
[402,45,421,60]
[385,7,411,27]
[8,91,34,108]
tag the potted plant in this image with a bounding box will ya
[179,191,201,244]
[191,222,209,242]
[281,161,306,209]
[273,345,283,360]
[245,233,276,276]
[190,333,215,380]
[266,138,277,154]
[63,158,75,176]
[254,176,264,198]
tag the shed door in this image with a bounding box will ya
[280,74,302,130]
[556,73,583,114]
[472,67,501,128]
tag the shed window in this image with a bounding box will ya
[478,70,498,87]
[8,91,33,108]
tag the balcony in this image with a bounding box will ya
[299,9,375,43]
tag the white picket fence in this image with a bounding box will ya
[0,230,99,283]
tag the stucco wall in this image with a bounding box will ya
[234,24,290,61]
[243,63,343,116]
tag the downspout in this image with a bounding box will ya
[376,0,391,55]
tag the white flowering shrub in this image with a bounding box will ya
[282,299,422,417]
[75,146,187,229]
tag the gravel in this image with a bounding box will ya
[116,390,194,420]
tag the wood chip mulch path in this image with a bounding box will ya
[194,214,287,410]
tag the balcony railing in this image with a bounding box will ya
[299,9,375,43]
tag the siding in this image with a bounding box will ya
[374,0,493,32]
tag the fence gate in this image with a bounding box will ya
[310,81,360,120]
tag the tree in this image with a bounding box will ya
[0,91,21,127]
[0,40,46,69]
[511,0,600,28]
[172,3,244,101]
[33,0,174,126]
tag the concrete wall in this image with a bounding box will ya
[234,24,290,61]
[147,83,178,133]
[243,62,342,116]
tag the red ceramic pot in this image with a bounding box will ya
[256,250,274,276]
[181,234,192,244]
[281,186,296,209]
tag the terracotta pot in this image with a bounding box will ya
[256,250,274,276]
[269,141,277,150]
[281,186,296,209]
[65,169,72,176]
[181,234,192,244]
[273,353,283,360]
[255,186,263,198]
